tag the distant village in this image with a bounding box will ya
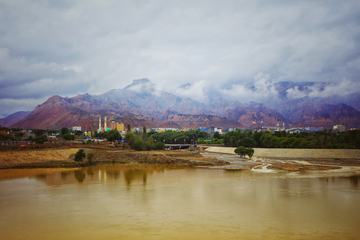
[0,114,351,148]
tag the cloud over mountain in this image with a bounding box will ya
[1,0,360,117]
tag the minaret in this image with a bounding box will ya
[104,116,107,131]
[283,119,285,130]
[98,116,102,132]
[276,118,279,131]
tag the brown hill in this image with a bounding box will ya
[9,79,360,130]
[286,103,360,129]
[159,110,240,128]
[225,102,292,127]
[11,96,242,130]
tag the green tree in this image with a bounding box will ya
[234,146,246,158]
[35,135,47,144]
[106,129,122,142]
[133,138,144,151]
[63,134,75,140]
[75,149,85,162]
[245,148,254,158]
[87,152,94,164]
[153,141,165,150]
[213,132,220,139]
[124,132,136,146]
[74,130,82,136]
[127,124,131,132]
[240,137,257,147]
[61,127,69,135]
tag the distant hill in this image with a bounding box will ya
[0,111,32,127]
[225,102,291,128]
[9,79,360,130]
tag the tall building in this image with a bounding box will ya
[104,116,107,131]
[333,124,345,132]
[282,119,285,131]
[98,116,102,132]
[116,122,124,132]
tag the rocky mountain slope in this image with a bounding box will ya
[8,79,360,130]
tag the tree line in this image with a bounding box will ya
[223,129,360,149]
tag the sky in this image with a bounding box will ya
[1,0,360,117]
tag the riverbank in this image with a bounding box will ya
[0,147,229,169]
[205,146,360,159]
[1,146,360,173]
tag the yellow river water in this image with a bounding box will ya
[0,165,360,240]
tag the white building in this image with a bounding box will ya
[72,126,81,131]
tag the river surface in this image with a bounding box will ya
[1,165,360,240]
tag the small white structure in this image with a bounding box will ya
[72,126,81,131]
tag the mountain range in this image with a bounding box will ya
[1,78,360,130]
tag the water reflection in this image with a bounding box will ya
[1,166,360,240]
[124,169,149,188]
[74,170,86,183]
[320,175,360,188]
[348,175,359,187]
[0,165,185,187]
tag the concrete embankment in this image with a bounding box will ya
[205,147,360,159]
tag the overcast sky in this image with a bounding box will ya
[1,0,360,117]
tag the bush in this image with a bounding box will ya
[35,135,47,144]
[154,141,165,150]
[87,152,94,164]
[75,149,85,162]
[133,138,144,151]
[124,132,136,146]
[63,134,75,140]
[145,142,152,151]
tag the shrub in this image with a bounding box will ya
[87,152,94,164]
[154,141,165,150]
[145,142,152,151]
[133,138,144,151]
[63,134,75,140]
[35,135,47,144]
[75,149,86,162]
[124,132,136,146]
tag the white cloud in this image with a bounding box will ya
[0,97,48,118]
[1,0,360,115]
[219,74,279,102]
[286,78,360,99]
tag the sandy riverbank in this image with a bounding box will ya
[0,147,229,169]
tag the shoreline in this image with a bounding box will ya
[1,147,360,175]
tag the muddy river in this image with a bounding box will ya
[1,165,360,240]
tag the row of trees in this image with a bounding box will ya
[124,127,165,151]
[224,129,360,149]
[148,129,208,144]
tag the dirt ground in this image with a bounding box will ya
[1,145,360,172]
[0,147,228,169]
[200,151,360,171]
